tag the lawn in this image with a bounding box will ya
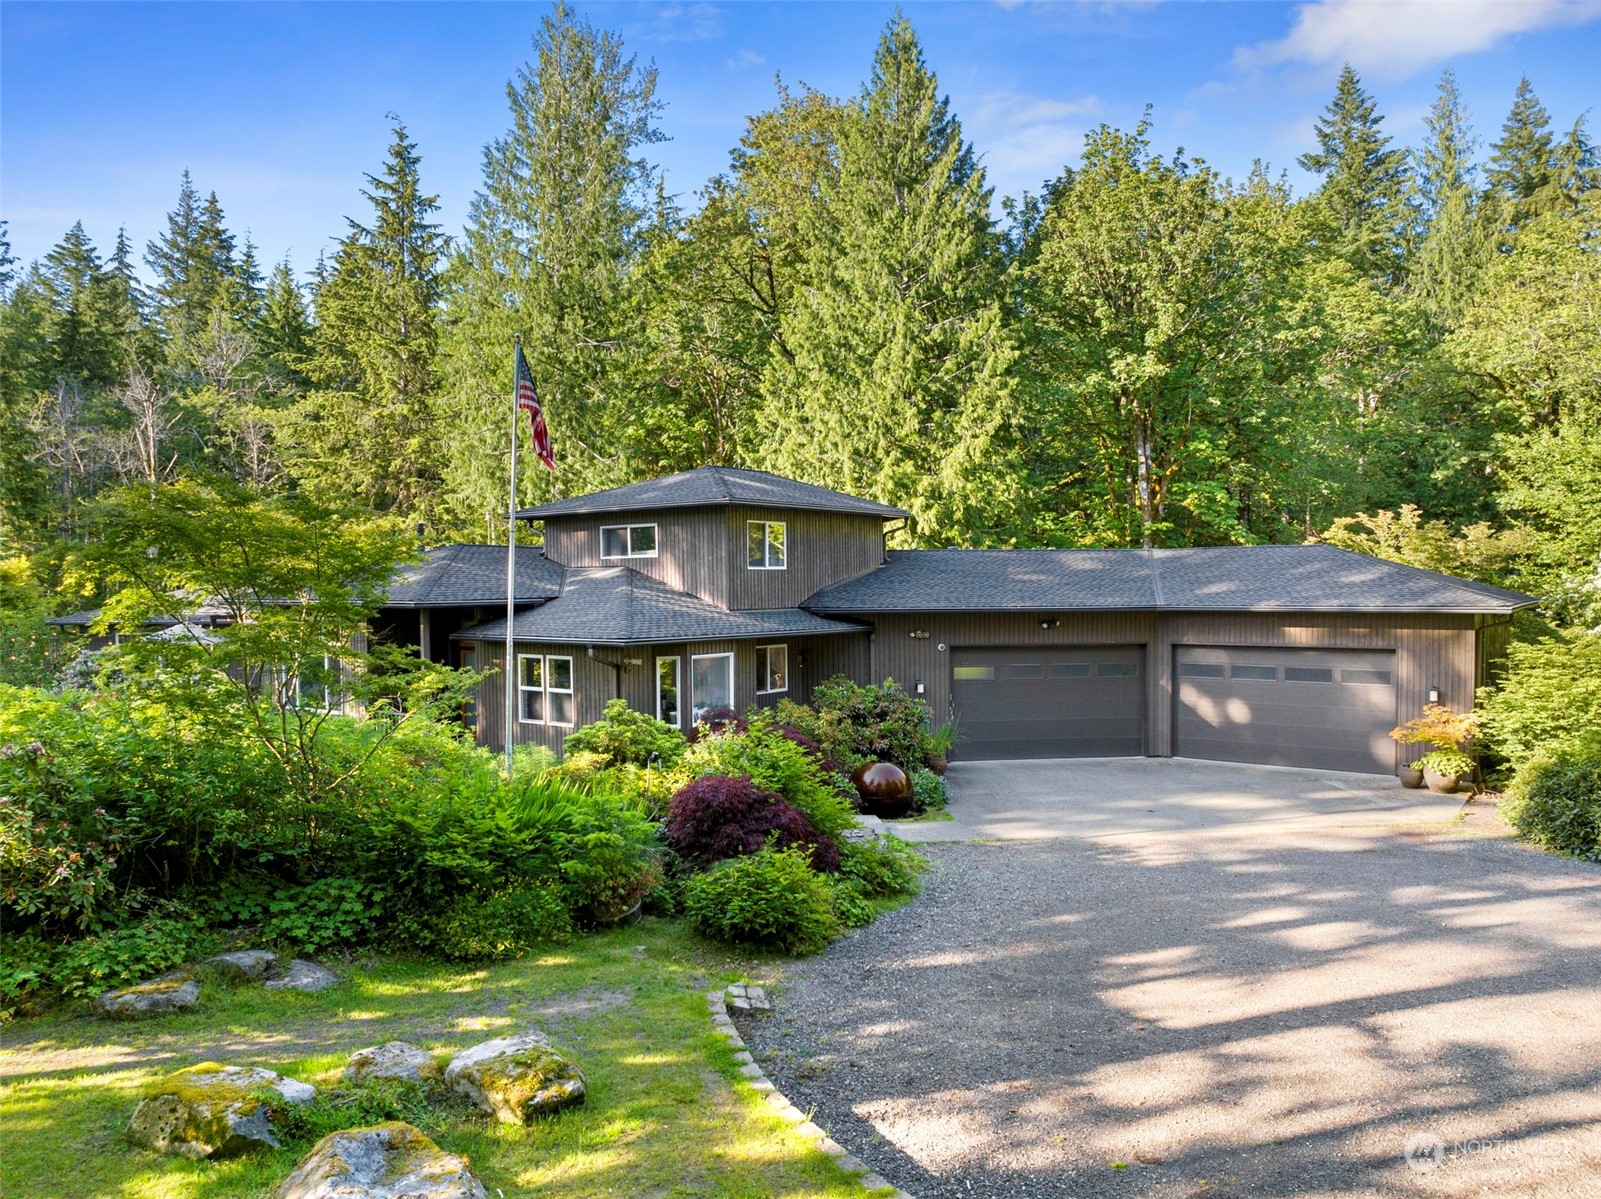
[0,920,887,1199]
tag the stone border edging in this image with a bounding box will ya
[707,988,915,1199]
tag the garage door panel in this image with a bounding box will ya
[954,646,1145,761]
[1175,648,1396,774]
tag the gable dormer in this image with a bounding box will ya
[521,467,905,611]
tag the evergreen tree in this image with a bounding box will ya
[1550,116,1601,208]
[145,172,243,355]
[439,2,663,532]
[284,119,448,518]
[1486,76,1555,204]
[255,258,315,387]
[756,18,1017,544]
[1298,64,1409,281]
[1408,71,1491,329]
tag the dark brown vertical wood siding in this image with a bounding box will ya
[541,509,732,607]
[726,507,885,610]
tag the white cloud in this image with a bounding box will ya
[1238,0,1601,80]
[969,90,1104,194]
[725,48,765,71]
[629,3,723,45]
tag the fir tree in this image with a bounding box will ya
[439,1,664,529]
[285,119,448,518]
[1486,76,1555,203]
[1297,64,1408,280]
[1408,71,1490,330]
[756,17,1018,544]
[255,258,315,387]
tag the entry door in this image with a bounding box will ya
[1174,647,1398,773]
[951,646,1146,761]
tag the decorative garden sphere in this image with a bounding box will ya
[851,761,912,800]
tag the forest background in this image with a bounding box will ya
[2,5,1598,640]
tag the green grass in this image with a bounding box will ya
[0,920,890,1198]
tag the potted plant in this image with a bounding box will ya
[1417,749,1475,794]
[924,721,959,775]
[1389,703,1482,793]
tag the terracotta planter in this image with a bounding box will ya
[927,755,949,776]
[1423,767,1461,794]
[1398,765,1425,789]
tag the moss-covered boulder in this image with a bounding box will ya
[205,949,279,981]
[275,1122,487,1199]
[94,973,200,1019]
[127,1063,316,1159]
[444,1032,585,1123]
[342,1042,440,1086]
[264,959,339,992]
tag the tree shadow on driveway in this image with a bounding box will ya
[745,825,1601,1199]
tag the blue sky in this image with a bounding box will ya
[4,1,1598,277]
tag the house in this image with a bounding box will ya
[450,466,1538,776]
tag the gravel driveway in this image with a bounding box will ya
[743,762,1601,1199]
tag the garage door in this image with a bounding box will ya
[1174,647,1397,774]
[952,646,1145,760]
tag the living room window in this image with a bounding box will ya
[690,652,734,723]
[518,653,575,726]
[747,520,786,569]
[600,524,658,559]
[756,644,788,694]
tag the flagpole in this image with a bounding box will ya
[505,335,520,774]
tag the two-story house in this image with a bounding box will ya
[451,466,1537,776]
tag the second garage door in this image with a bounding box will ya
[1174,647,1398,774]
[952,646,1145,760]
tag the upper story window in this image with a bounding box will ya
[747,520,786,570]
[600,524,657,559]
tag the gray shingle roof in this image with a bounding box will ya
[517,466,907,519]
[805,545,1537,615]
[382,544,565,608]
[453,566,869,646]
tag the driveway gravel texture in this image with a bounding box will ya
[742,760,1601,1199]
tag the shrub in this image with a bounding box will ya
[1479,631,1601,765]
[909,767,947,814]
[683,846,840,954]
[261,877,387,955]
[664,775,839,872]
[1390,703,1481,752]
[410,883,574,961]
[810,676,929,770]
[1416,749,1475,778]
[837,837,925,899]
[1502,741,1601,861]
[559,792,662,924]
[679,716,857,840]
[272,1075,459,1145]
[49,905,215,999]
[561,699,687,767]
[829,879,877,928]
[0,931,58,1017]
[688,705,746,739]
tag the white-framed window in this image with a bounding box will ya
[600,524,658,559]
[746,520,786,569]
[656,656,681,727]
[279,657,345,712]
[518,653,575,726]
[690,652,734,724]
[756,644,788,694]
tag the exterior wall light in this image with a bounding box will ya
[1427,686,1441,704]
[909,629,930,639]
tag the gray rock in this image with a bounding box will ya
[264,959,338,993]
[444,1031,585,1123]
[94,974,200,1020]
[275,1122,487,1199]
[342,1042,439,1086]
[127,1063,316,1159]
[205,950,280,981]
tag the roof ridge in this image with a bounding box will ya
[1147,547,1165,607]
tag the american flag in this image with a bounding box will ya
[516,344,556,470]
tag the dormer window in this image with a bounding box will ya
[747,520,786,570]
[600,524,657,559]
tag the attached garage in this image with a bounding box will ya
[1174,647,1398,774]
[952,646,1145,760]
